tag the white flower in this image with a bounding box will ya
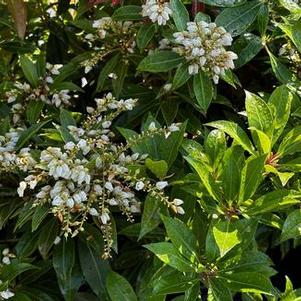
[135,181,145,191]
[173,198,184,206]
[17,181,27,197]
[102,121,112,129]
[156,181,168,190]
[46,7,56,18]
[176,206,185,214]
[0,289,15,299]
[105,182,114,191]
[100,212,110,224]
[2,256,11,265]
[168,123,180,132]
[54,236,61,245]
[2,248,9,256]
[89,208,99,216]
[172,21,237,83]
[142,0,172,26]
[148,122,157,131]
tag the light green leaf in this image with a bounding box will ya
[206,120,255,154]
[278,126,301,157]
[239,154,266,203]
[212,220,241,257]
[268,85,292,145]
[144,242,196,272]
[247,190,300,215]
[245,91,273,138]
[281,209,301,242]
[218,272,276,295]
[145,158,168,179]
[162,216,199,264]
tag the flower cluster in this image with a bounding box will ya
[172,21,238,83]
[0,249,15,300]
[81,18,138,73]
[0,129,36,172]
[4,63,72,124]
[17,93,184,258]
[142,0,172,26]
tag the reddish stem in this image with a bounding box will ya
[192,0,205,16]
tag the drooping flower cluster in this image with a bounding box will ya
[17,93,184,258]
[0,129,36,172]
[4,63,72,124]
[142,0,172,26]
[81,18,138,73]
[0,249,15,300]
[172,21,238,83]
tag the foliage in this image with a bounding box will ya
[1,0,301,300]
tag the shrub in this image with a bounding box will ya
[1,0,301,300]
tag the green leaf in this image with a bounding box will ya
[212,220,241,257]
[206,120,255,154]
[267,49,295,84]
[0,261,36,282]
[202,0,246,6]
[112,5,142,21]
[279,21,301,54]
[38,219,59,259]
[239,154,266,203]
[26,101,44,124]
[20,55,39,87]
[215,0,261,37]
[145,158,168,179]
[78,240,110,300]
[144,242,195,272]
[218,272,276,295]
[268,85,292,145]
[161,216,199,264]
[185,156,220,201]
[172,64,191,90]
[222,146,243,202]
[193,71,213,112]
[232,33,263,68]
[281,209,301,242]
[257,3,269,36]
[170,0,189,31]
[137,23,156,50]
[60,108,76,128]
[152,268,198,295]
[205,129,226,169]
[138,51,183,73]
[245,90,273,138]
[53,239,82,301]
[31,204,49,231]
[278,126,301,157]
[96,53,120,92]
[106,271,138,301]
[246,190,300,215]
[16,119,50,150]
[139,194,162,240]
[208,278,232,301]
